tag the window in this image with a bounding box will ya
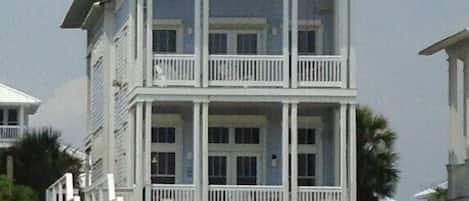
[0,109,3,125]
[209,127,229,144]
[298,30,316,55]
[209,33,228,54]
[236,156,257,185]
[235,128,260,144]
[151,127,176,143]
[298,128,315,145]
[298,154,316,186]
[237,34,258,55]
[153,30,177,53]
[151,152,176,184]
[208,156,227,185]
[7,109,18,126]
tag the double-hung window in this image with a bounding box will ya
[151,152,176,184]
[153,30,177,53]
[209,31,261,55]
[298,30,317,55]
[7,109,18,126]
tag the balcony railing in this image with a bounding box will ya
[297,56,346,88]
[298,186,343,201]
[152,54,346,88]
[0,126,22,140]
[209,185,285,201]
[208,55,285,87]
[147,184,195,201]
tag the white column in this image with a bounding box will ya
[136,0,145,86]
[202,0,210,87]
[282,0,290,88]
[135,102,144,201]
[291,102,298,201]
[193,102,201,201]
[128,107,136,186]
[144,102,152,185]
[449,55,467,164]
[464,53,469,157]
[19,105,24,136]
[291,0,298,88]
[194,0,202,87]
[201,102,209,201]
[348,104,357,201]
[339,104,347,200]
[146,0,154,87]
[281,102,289,201]
[334,0,349,89]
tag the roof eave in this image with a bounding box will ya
[61,0,95,29]
[419,28,469,56]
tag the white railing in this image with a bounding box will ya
[46,173,81,201]
[0,126,21,140]
[209,55,285,87]
[153,54,196,86]
[298,186,343,201]
[147,184,195,201]
[297,56,346,88]
[209,185,285,201]
[84,174,124,201]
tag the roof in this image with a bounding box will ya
[0,82,41,107]
[420,28,469,56]
[61,0,96,28]
[413,182,448,200]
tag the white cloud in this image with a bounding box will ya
[30,77,87,147]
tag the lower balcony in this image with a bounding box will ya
[0,126,22,147]
[152,54,345,88]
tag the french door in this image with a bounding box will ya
[208,153,261,185]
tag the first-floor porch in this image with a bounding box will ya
[129,100,356,201]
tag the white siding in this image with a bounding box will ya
[89,35,105,133]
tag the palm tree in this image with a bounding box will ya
[7,128,82,201]
[357,106,400,201]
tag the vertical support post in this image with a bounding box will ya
[202,0,210,87]
[194,0,202,87]
[291,102,298,201]
[291,0,298,88]
[127,107,135,187]
[19,105,24,136]
[107,174,117,201]
[193,102,201,201]
[136,0,144,86]
[448,55,467,164]
[464,53,469,156]
[348,104,357,201]
[135,102,144,201]
[51,187,57,201]
[201,102,209,201]
[146,0,154,87]
[282,0,290,88]
[58,183,63,201]
[281,102,289,200]
[144,102,153,185]
[339,104,347,201]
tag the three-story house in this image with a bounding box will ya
[61,0,356,201]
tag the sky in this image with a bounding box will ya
[0,0,468,200]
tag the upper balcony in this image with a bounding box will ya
[150,0,349,89]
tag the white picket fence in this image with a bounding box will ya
[84,174,124,201]
[46,173,81,201]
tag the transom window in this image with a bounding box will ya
[298,128,315,145]
[151,127,176,143]
[235,128,260,144]
[209,127,229,144]
[151,152,176,184]
[153,30,177,53]
[209,31,262,55]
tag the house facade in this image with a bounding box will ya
[420,29,469,201]
[61,0,356,201]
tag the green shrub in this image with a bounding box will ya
[13,185,38,201]
[0,176,38,201]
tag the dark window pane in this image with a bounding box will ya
[209,156,227,185]
[298,178,315,186]
[298,128,315,145]
[298,30,316,55]
[237,34,257,55]
[209,33,227,54]
[0,109,3,125]
[7,109,17,125]
[168,153,176,174]
[236,156,257,185]
[152,127,176,143]
[209,127,229,144]
[153,30,177,53]
[235,128,260,144]
[152,176,175,184]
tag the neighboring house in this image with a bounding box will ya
[420,28,469,201]
[0,82,41,148]
[414,182,448,201]
[61,0,357,201]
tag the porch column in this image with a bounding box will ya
[348,104,357,201]
[201,102,209,201]
[448,54,466,164]
[145,0,154,87]
[135,102,144,201]
[282,0,290,88]
[144,101,153,200]
[194,0,202,87]
[202,0,210,87]
[464,52,469,156]
[291,0,298,88]
[193,102,201,201]
[128,107,136,186]
[339,104,347,200]
[291,102,299,201]
[19,105,24,136]
[281,102,289,201]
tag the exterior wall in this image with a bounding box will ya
[153,103,337,186]
[153,0,334,55]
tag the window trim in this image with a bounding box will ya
[153,19,184,54]
[209,29,265,55]
[151,114,183,184]
[298,20,323,55]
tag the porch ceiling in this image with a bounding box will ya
[420,28,469,56]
